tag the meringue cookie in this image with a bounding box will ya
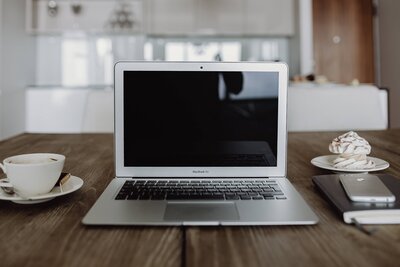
[329,131,371,155]
[329,131,375,169]
[332,154,375,169]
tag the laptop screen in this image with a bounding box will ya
[123,71,279,167]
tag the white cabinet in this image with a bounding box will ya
[147,0,294,36]
[195,0,244,35]
[25,88,114,133]
[148,0,244,35]
[26,88,90,133]
[27,0,143,34]
[287,85,388,131]
[146,0,196,35]
[27,0,295,36]
[244,0,295,36]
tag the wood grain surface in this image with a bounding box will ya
[0,131,399,267]
[185,130,400,267]
[0,134,181,267]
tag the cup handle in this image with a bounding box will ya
[0,163,5,174]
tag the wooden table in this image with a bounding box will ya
[0,131,399,267]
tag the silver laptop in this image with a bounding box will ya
[82,61,318,226]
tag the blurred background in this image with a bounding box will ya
[0,0,398,140]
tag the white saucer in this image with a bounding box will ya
[311,155,390,173]
[0,176,83,204]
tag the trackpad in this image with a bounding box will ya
[164,202,239,221]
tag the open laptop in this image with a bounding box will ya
[82,61,318,225]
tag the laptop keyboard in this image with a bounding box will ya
[115,179,286,201]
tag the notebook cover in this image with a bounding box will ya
[312,174,400,216]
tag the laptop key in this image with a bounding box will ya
[261,188,274,192]
[202,194,224,200]
[261,193,274,198]
[151,195,165,200]
[127,194,139,200]
[166,194,189,200]
[263,196,275,200]
[166,194,224,200]
[241,189,252,192]
[115,194,128,200]
[139,194,150,200]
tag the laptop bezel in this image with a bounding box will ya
[114,61,288,178]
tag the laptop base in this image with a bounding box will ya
[82,178,318,226]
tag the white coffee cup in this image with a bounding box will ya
[0,153,65,197]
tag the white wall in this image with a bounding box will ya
[378,0,400,128]
[288,0,300,77]
[0,0,36,140]
[289,0,314,76]
[298,0,313,75]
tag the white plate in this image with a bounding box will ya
[311,155,390,173]
[0,176,83,204]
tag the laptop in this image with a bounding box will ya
[82,61,318,225]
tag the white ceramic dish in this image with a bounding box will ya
[0,176,83,204]
[311,155,390,173]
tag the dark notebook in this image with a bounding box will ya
[312,174,400,224]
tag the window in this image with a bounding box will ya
[62,38,89,86]
[163,41,241,61]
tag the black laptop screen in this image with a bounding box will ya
[123,71,279,167]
